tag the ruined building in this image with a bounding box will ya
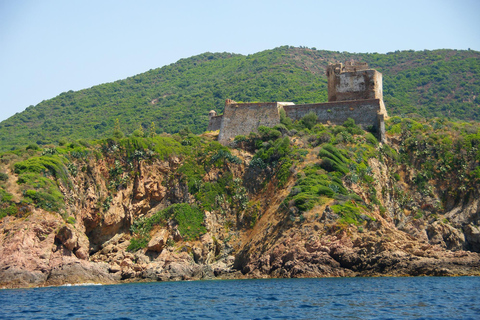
[208,62,388,144]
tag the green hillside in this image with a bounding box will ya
[1,46,479,151]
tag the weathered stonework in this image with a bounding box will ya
[207,109,223,131]
[217,102,281,143]
[211,62,388,145]
[283,99,384,133]
[326,63,383,102]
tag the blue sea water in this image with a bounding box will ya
[1,277,479,319]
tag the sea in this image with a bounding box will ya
[1,277,479,319]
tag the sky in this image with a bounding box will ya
[1,0,479,123]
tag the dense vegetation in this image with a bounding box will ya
[235,114,480,228]
[1,110,479,249]
[0,46,479,151]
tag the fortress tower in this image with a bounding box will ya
[208,61,388,144]
[326,62,383,102]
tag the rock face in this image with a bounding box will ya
[1,141,480,289]
[0,211,117,288]
[236,224,480,279]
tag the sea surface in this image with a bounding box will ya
[1,277,479,319]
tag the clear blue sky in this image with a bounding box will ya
[1,0,479,122]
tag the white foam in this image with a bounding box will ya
[59,283,103,287]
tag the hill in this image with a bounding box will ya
[0,46,479,151]
[1,115,480,288]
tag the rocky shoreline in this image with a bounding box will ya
[2,133,480,289]
[1,209,479,290]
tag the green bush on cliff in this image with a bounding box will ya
[284,124,385,218]
[163,203,206,240]
[210,149,241,167]
[102,135,186,161]
[286,164,347,213]
[343,118,364,136]
[14,156,67,179]
[318,144,349,175]
[385,116,480,197]
[128,203,206,251]
[258,126,282,141]
[0,188,17,219]
[13,156,67,212]
[0,173,8,181]
[0,204,17,219]
[300,112,318,130]
[195,178,230,211]
[128,237,150,252]
[276,158,293,187]
[0,188,13,203]
[23,189,63,212]
[254,136,291,164]
[331,201,372,225]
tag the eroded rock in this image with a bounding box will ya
[147,229,169,252]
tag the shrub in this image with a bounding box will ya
[66,216,76,224]
[128,203,207,252]
[301,112,318,130]
[164,204,206,240]
[234,135,247,143]
[312,124,326,133]
[315,186,335,197]
[254,136,291,164]
[343,118,363,135]
[127,237,149,252]
[210,149,241,166]
[26,143,40,151]
[273,124,288,134]
[0,173,8,181]
[320,158,348,175]
[0,188,13,203]
[276,159,293,186]
[293,193,317,212]
[258,126,282,141]
[317,132,333,144]
[365,133,378,146]
[14,156,67,181]
[279,108,293,128]
[23,189,63,212]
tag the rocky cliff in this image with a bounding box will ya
[1,117,480,288]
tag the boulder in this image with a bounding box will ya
[426,221,465,250]
[55,224,90,260]
[464,224,480,251]
[147,229,169,252]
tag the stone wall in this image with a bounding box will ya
[207,115,223,131]
[283,99,385,141]
[218,102,281,144]
[215,99,386,144]
[344,61,369,72]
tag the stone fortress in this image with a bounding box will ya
[208,61,388,145]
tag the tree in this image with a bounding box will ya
[132,124,144,137]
